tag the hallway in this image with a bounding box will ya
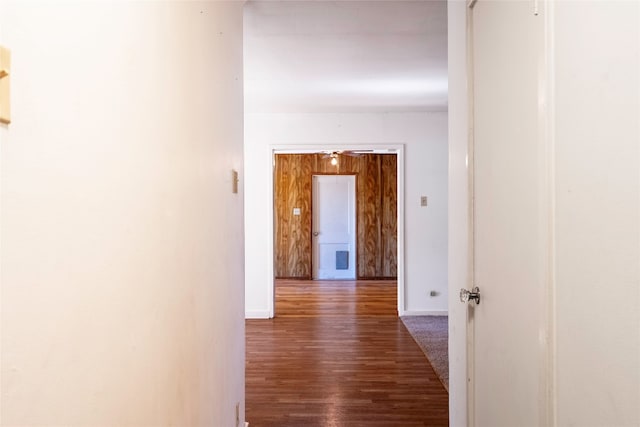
[245,280,448,426]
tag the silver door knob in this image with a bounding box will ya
[313,232,319,236]
[460,286,480,305]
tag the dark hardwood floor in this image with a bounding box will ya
[245,280,449,427]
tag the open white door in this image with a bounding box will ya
[312,175,356,280]
[461,1,551,425]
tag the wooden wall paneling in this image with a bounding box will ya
[297,155,313,277]
[339,153,356,173]
[286,155,299,276]
[274,153,398,279]
[274,155,288,277]
[351,156,365,278]
[274,154,311,278]
[381,155,398,277]
[313,152,333,173]
[376,155,384,275]
[375,155,384,275]
[358,154,377,279]
[358,154,379,277]
[351,156,364,278]
[287,155,302,277]
[358,155,369,279]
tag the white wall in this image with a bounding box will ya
[0,3,245,426]
[553,1,639,425]
[245,112,448,317]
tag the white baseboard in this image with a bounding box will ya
[401,310,448,317]
[245,310,271,319]
[246,310,447,318]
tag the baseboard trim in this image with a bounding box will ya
[401,310,448,317]
[245,311,271,319]
[245,310,448,318]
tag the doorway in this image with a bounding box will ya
[269,145,405,317]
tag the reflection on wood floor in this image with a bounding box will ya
[245,280,449,427]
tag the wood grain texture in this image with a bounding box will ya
[246,279,449,426]
[274,154,397,279]
[360,155,381,277]
[274,154,313,278]
[381,155,398,277]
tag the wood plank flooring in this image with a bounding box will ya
[246,280,449,426]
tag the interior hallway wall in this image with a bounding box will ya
[553,1,640,424]
[0,3,245,425]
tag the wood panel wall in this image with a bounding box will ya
[274,153,397,279]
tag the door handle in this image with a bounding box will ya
[313,232,319,236]
[460,286,480,305]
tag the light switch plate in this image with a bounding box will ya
[0,45,10,125]
[293,207,301,216]
[420,196,428,207]
[232,170,239,194]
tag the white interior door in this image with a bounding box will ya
[312,175,356,280]
[466,1,548,425]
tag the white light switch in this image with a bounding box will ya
[420,196,428,207]
[293,207,301,216]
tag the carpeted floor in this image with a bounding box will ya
[401,315,449,391]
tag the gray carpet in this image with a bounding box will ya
[401,315,449,391]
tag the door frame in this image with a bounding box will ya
[267,144,405,317]
[311,173,358,280]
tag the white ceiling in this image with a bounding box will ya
[244,1,448,113]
